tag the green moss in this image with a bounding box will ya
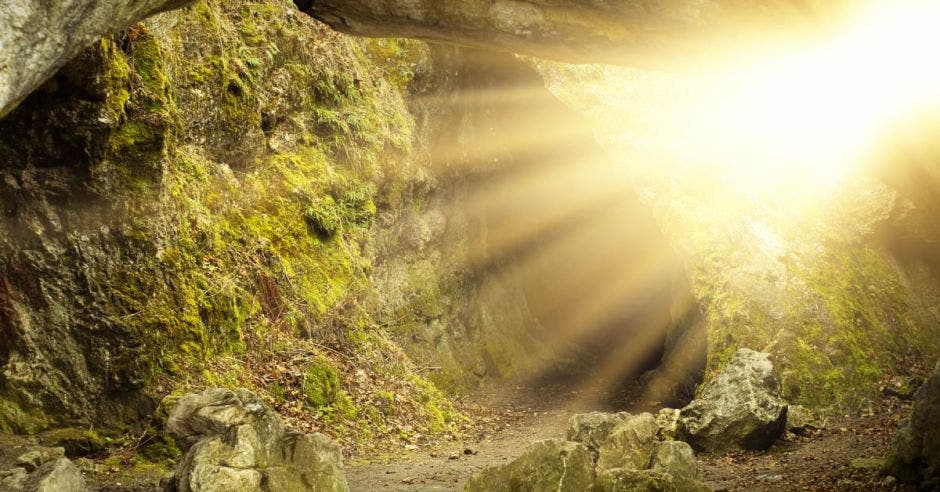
[2,0,462,447]
[363,39,429,92]
[303,358,342,408]
[408,375,463,433]
[699,242,922,408]
[40,428,111,457]
[128,31,172,112]
[140,434,182,462]
[0,398,49,435]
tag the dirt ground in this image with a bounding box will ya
[346,389,918,492]
[78,382,919,491]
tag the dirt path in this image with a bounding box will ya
[347,391,917,492]
[345,383,599,492]
[346,407,571,491]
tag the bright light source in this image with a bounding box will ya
[689,0,940,192]
[545,0,940,201]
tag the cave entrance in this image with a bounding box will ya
[437,50,706,413]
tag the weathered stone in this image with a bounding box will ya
[597,413,658,471]
[0,436,85,492]
[654,409,680,441]
[15,447,64,473]
[0,0,193,116]
[678,349,788,453]
[786,405,828,435]
[295,0,840,68]
[465,439,595,492]
[649,441,699,480]
[24,458,86,492]
[165,388,348,492]
[592,468,710,492]
[1,457,86,492]
[887,361,940,489]
[566,412,631,455]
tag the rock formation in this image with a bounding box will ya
[566,412,630,457]
[294,0,840,67]
[464,439,595,492]
[0,439,86,492]
[164,388,349,492]
[596,413,658,471]
[678,349,788,453]
[887,361,940,489]
[1,0,852,117]
[473,410,710,491]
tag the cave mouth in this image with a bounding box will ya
[507,211,708,413]
[432,49,708,414]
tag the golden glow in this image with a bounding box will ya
[692,0,940,191]
[546,0,940,199]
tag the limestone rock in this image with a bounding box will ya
[786,405,828,435]
[592,468,710,492]
[654,409,680,441]
[0,441,85,492]
[165,388,348,492]
[887,361,940,488]
[567,412,631,455]
[597,413,658,471]
[649,441,699,480]
[678,349,788,453]
[465,439,595,492]
[0,0,192,116]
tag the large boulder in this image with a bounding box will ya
[465,439,595,492]
[597,413,658,471]
[164,388,348,492]
[677,349,788,453]
[887,361,940,489]
[0,441,86,492]
[567,412,631,456]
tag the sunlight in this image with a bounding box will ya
[544,0,940,204]
[691,0,940,192]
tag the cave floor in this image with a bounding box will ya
[346,390,917,492]
[80,386,916,491]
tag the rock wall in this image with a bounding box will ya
[0,0,486,435]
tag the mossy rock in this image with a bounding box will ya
[303,358,342,408]
[39,428,110,457]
